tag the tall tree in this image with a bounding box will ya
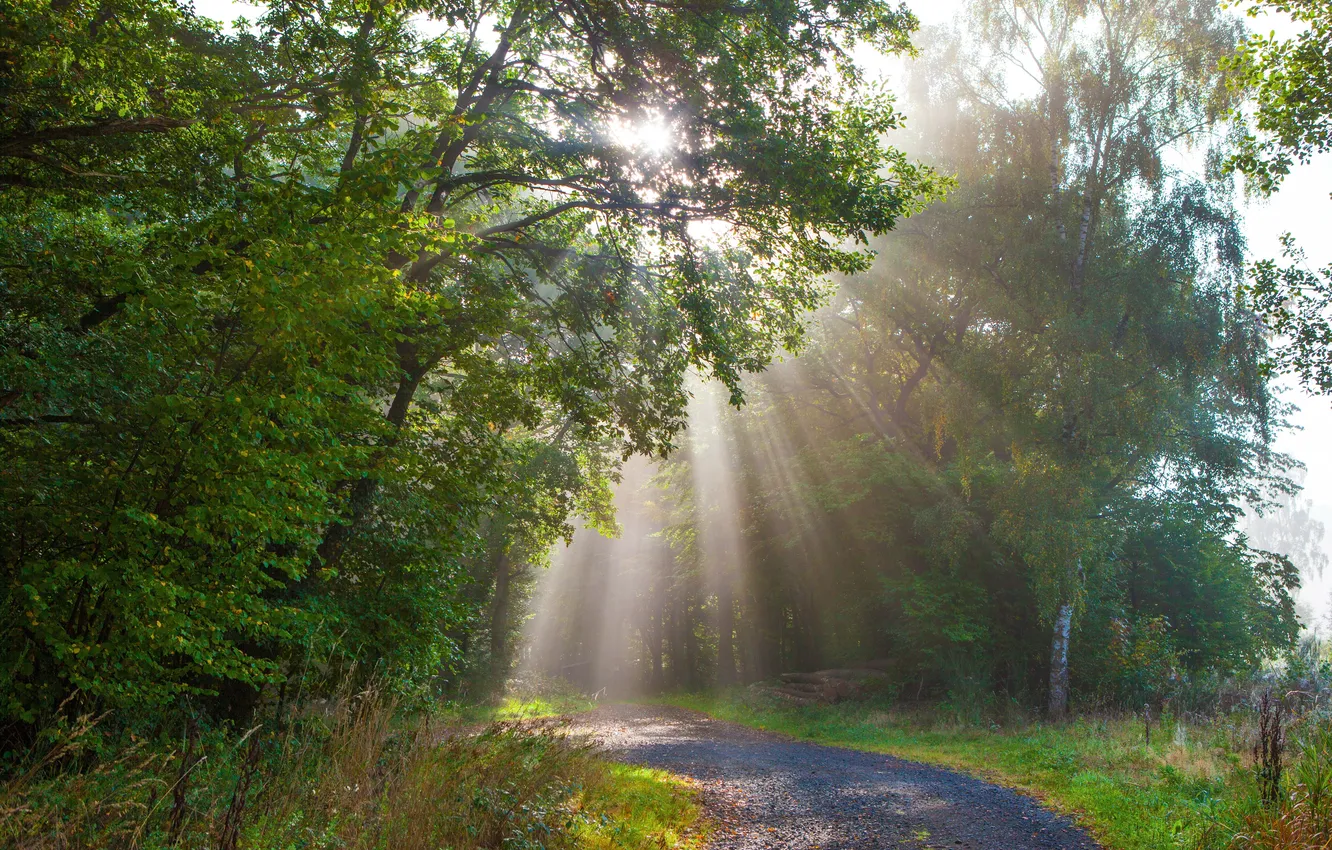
[759,0,1287,715]
[0,0,938,734]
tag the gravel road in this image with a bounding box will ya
[571,704,1099,850]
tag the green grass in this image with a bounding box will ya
[444,692,597,724]
[661,692,1252,850]
[441,674,599,725]
[578,763,710,849]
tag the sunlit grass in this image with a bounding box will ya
[577,763,711,849]
[662,692,1252,850]
[0,687,704,850]
[442,682,597,725]
[493,693,596,719]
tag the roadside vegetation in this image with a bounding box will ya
[0,0,921,845]
[666,679,1332,850]
[1,684,703,850]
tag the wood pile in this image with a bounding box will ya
[749,662,893,705]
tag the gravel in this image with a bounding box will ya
[571,703,1100,850]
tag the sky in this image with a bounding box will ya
[1247,159,1332,626]
[190,0,1332,623]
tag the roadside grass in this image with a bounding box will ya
[444,691,597,724]
[443,672,600,724]
[662,692,1257,850]
[578,763,710,849]
[1,689,702,850]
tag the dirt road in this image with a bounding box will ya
[572,704,1099,850]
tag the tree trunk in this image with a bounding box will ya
[647,614,662,692]
[489,551,512,683]
[312,344,429,576]
[717,582,735,686]
[683,597,698,689]
[1071,197,1094,291]
[1048,601,1073,719]
[666,595,683,688]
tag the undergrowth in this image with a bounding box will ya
[1,687,703,850]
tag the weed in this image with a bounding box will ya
[0,689,703,850]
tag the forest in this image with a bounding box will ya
[3,0,1332,846]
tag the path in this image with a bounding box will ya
[572,704,1099,850]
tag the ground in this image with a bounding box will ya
[573,704,1101,850]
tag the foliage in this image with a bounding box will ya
[0,0,937,737]
[1226,0,1332,398]
[530,0,1299,710]
[1229,0,1332,193]
[1244,237,1332,393]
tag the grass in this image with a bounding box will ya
[446,691,598,724]
[1,688,704,850]
[661,691,1256,850]
[579,763,709,849]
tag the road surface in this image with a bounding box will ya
[572,704,1099,850]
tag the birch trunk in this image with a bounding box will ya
[1049,601,1073,718]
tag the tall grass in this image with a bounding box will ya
[1218,719,1332,850]
[1,688,704,850]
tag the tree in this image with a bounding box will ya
[1227,0,1332,392]
[521,0,1302,713]
[1229,0,1332,194]
[798,0,1275,717]
[0,0,939,736]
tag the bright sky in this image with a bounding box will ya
[1247,157,1332,626]
[192,0,1332,622]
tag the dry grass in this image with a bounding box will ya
[1226,721,1332,850]
[0,689,704,850]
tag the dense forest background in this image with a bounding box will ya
[518,3,1318,716]
[5,0,1332,760]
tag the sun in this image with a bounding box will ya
[609,114,675,157]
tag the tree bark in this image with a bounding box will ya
[489,550,512,683]
[1049,601,1073,719]
[716,582,736,686]
[665,595,682,688]
[683,597,698,689]
[647,612,662,692]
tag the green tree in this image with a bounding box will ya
[721,0,1290,713]
[0,0,938,738]
[1230,0,1332,193]
[1227,0,1332,393]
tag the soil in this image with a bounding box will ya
[571,703,1100,850]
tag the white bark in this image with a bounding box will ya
[1049,602,1073,718]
